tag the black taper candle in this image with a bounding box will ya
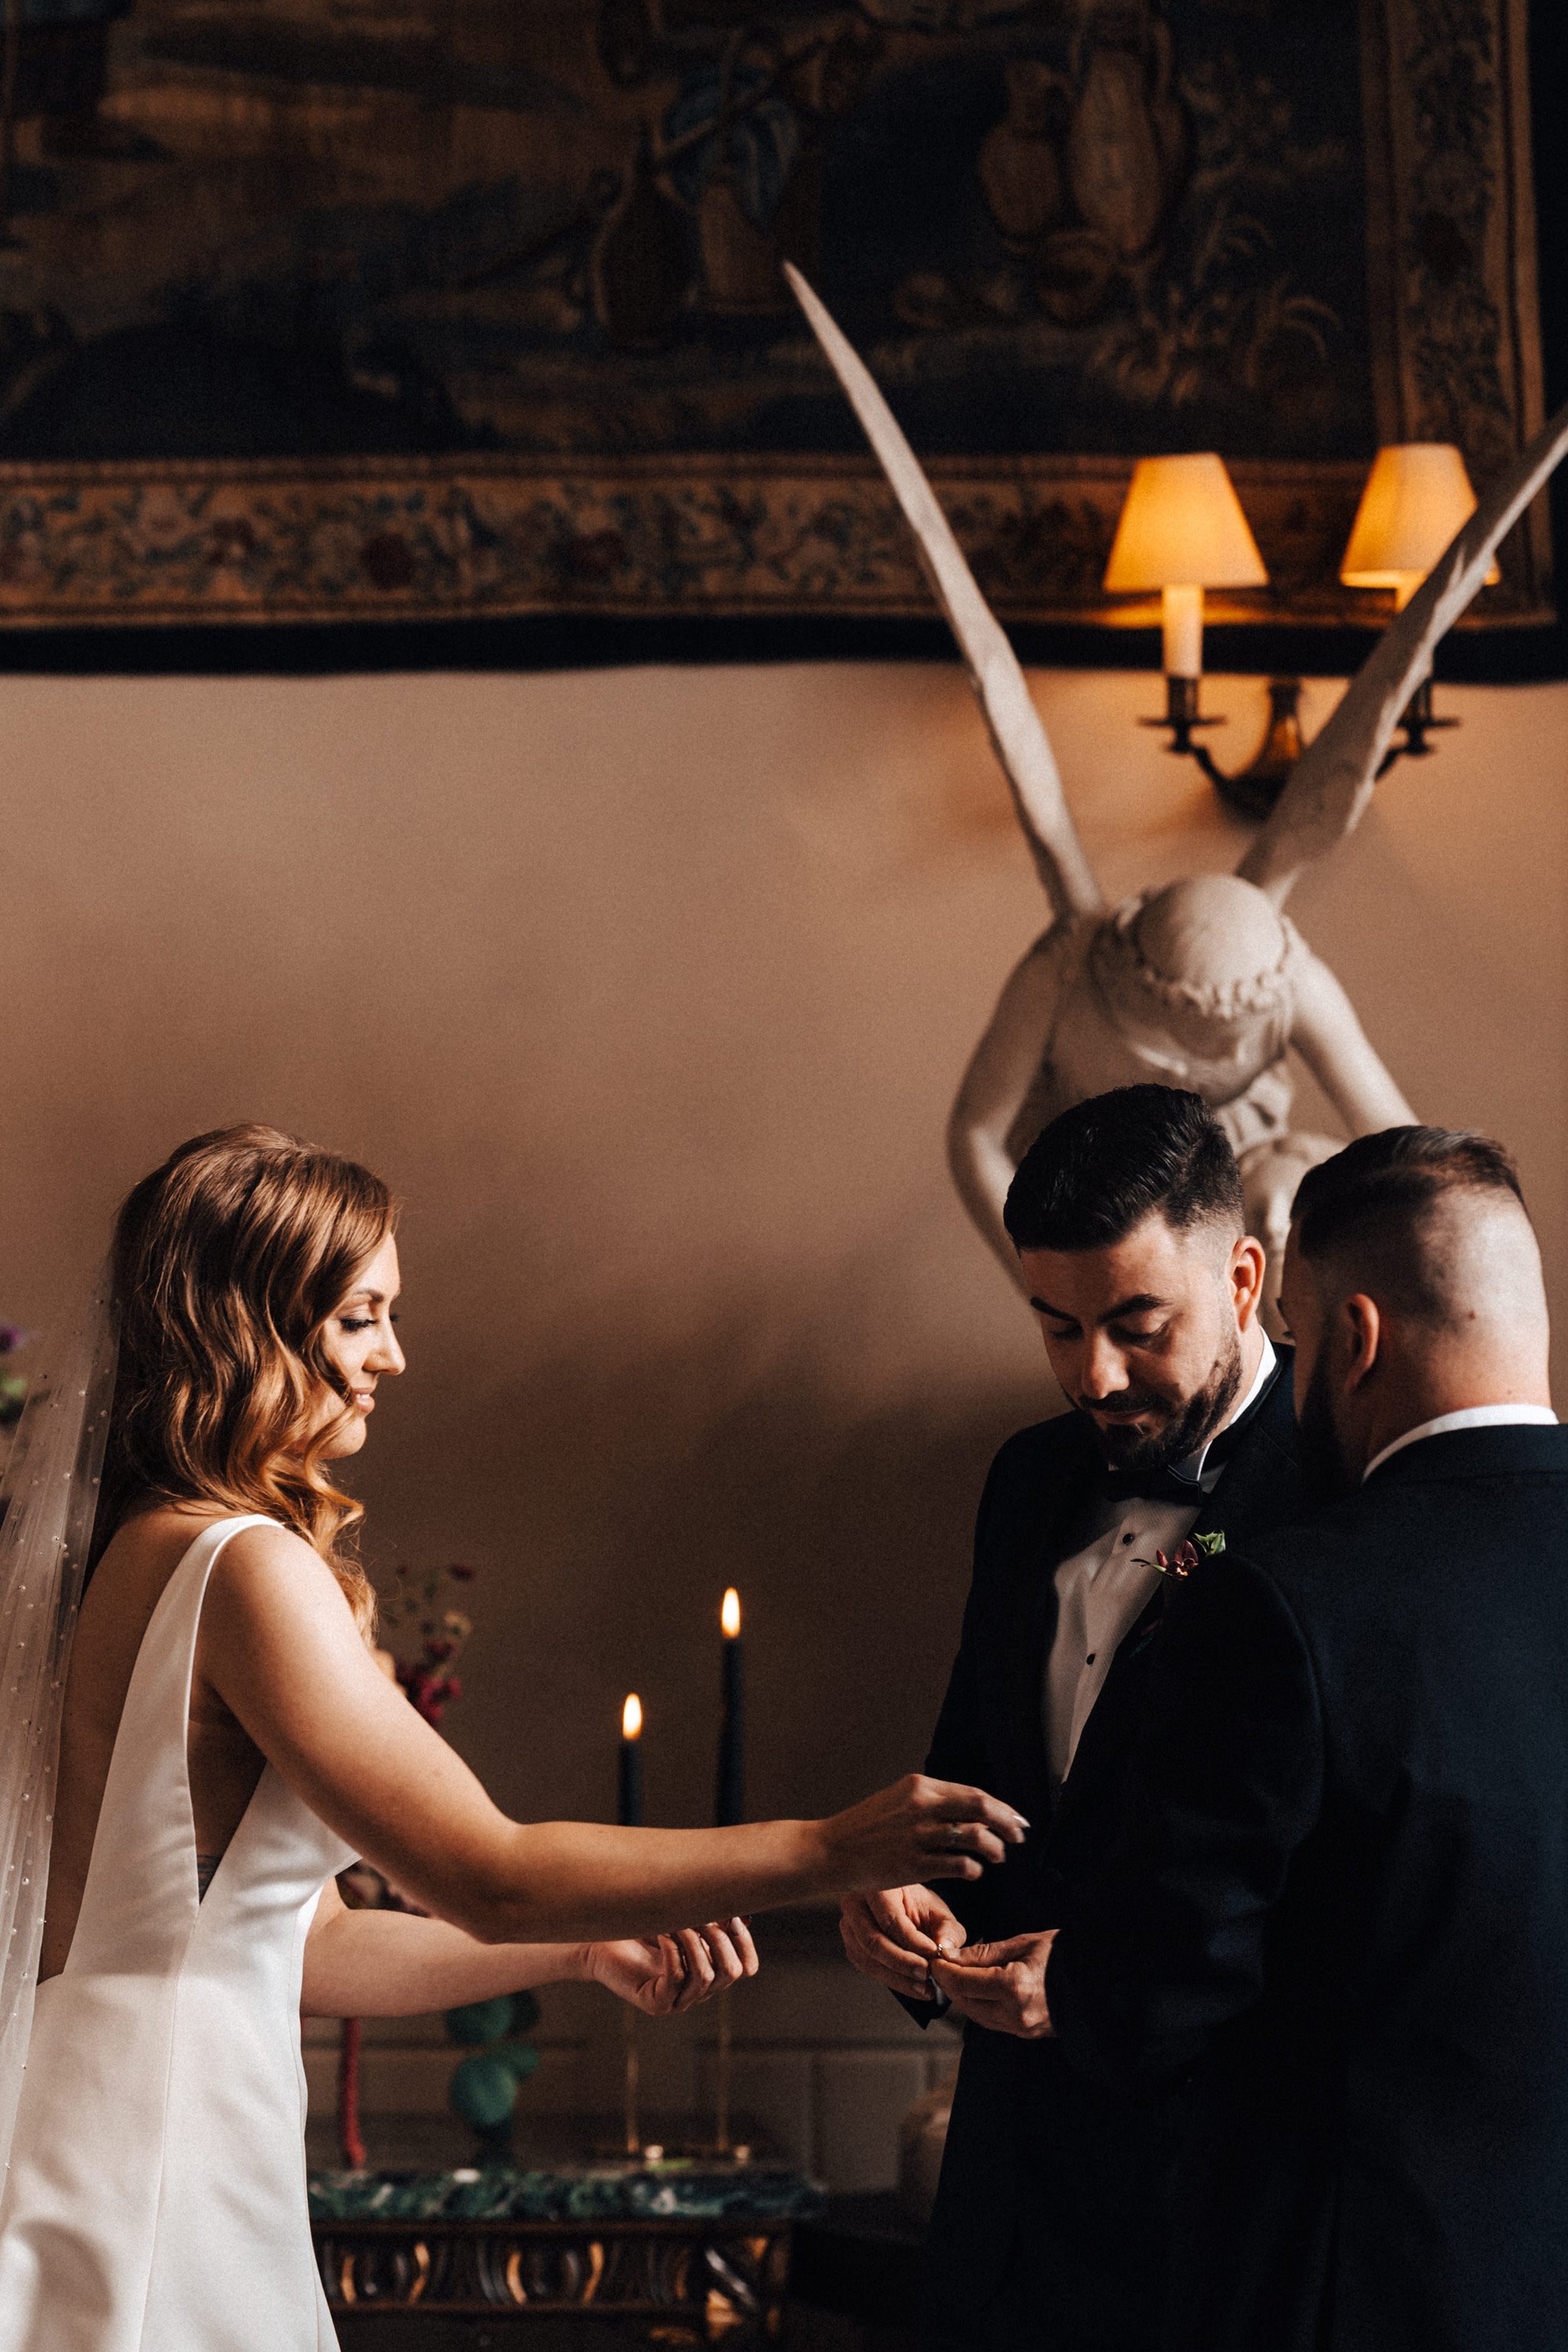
[716,1589,745,1827]
[619,1693,644,1828]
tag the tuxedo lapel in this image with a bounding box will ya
[1189,1364,1301,1565]
[1190,1418,1298,1553]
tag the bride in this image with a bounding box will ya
[0,1124,1021,2351]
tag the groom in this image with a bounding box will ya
[841,1085,1304,2350]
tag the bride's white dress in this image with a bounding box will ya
[0,1515,354,2351]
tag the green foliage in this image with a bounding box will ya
[445,1995,515,2048]
[444,1987,543,2147]
[492,2040,540,2086]
[445,1988,541,2046]
[448,2053,517,2131]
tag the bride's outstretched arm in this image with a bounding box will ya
[299,1878,758,2020]
[200,1526,1028,1946]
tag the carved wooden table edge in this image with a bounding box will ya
[310,2164,822,2343]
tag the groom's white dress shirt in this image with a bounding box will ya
[1044,1336,1277,1788]
[1363,1402,1557,1482]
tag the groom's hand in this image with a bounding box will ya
[931,1929,1058,2038]
[840,1885,967,2001]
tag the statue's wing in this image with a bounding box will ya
[786,263,1103,921]
[1238,399,1568,907]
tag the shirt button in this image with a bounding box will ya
[1086,1653,1095,1664]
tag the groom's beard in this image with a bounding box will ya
[1080,1327,1243,1480]
[1297,1345,1360,1510]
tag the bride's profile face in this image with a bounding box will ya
[311,1231,405,1460]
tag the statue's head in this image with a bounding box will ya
[1092,874,1297,1064]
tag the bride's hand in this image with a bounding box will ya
[819,1775,1029,1892]
[586,1919,759,2016]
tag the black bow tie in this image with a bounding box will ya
[1091,1356,1279,1511]
[1098,1464,1208,1508]
[1096,1414,1248,1507]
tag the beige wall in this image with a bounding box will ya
[4,661,1566,1846]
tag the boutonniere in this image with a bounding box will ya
[1134,1529,1226,1580]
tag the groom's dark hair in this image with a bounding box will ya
[1004,1085,1244,1254]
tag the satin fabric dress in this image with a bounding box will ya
[0,1514,354,2350]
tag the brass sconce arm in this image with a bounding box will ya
[1145,674,1457,822]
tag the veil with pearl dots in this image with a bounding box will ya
[0,1276,117,2180]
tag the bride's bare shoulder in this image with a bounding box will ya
[88,1508,339,1634]
[84,1503,228,1614]
[199,1526,386,1741]
[201,1519,358,1646]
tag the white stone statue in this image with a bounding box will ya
[786,264,1568,1327]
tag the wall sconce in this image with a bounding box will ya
[1335,440,1498,765]
[1112,443,1494,820]
[1103,455,1269,798]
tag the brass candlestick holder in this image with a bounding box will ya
[622,2005,640,2158]
[713,1983,732,2155]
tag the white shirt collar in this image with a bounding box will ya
[1178,1331,1278,1490]
[1363,1403,1558,1484]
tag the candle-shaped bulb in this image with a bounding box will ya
[622,1692,643,1741]
[1160,583,1203,681]
[721,1588,741,1639]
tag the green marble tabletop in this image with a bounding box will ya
[308,2158,826,2226]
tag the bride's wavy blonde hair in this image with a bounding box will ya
[93,1123,396,1630]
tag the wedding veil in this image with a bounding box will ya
[0,1277,117,2177]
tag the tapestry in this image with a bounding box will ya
[0,0,1544,629]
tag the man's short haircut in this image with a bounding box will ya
[1291,1125,1526,1324]
[1004,1085,1244,1254]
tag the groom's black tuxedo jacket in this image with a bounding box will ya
[1048,1424,1568,2352]
[915,1357,1301,2352]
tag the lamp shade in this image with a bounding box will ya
[1102,454,1269,592]
[1340,443,1501,594]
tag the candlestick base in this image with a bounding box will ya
[586,2136,754,2166]
[621,2004,640,2159]
[713,1980,734,2156]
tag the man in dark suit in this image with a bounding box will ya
[992,1124,1565,2352]
[840,1085,1304,2351]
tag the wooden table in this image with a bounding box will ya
[310,2158,822,2347]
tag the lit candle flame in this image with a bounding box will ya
[622,1692,642,1741]
[721,1588,741,1639]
